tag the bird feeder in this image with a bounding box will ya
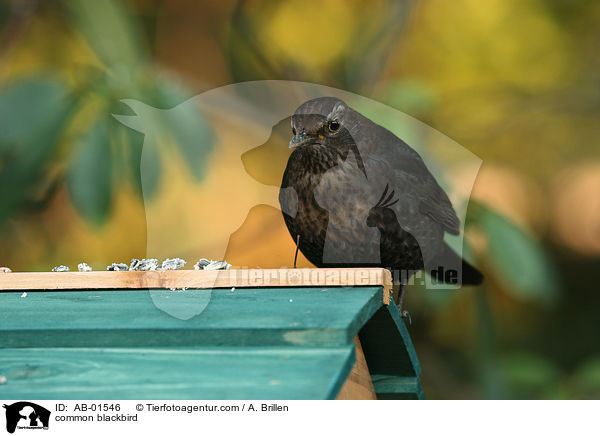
[0,268,423,399]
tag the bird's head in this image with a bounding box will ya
[289,97,365,175]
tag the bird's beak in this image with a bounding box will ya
[289,131,310,148]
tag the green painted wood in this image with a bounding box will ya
[359,302,421,377]
[371,375,425,400]
[0,346,356,400]
[0,283,425,400]
[359,301,424,399]
[0,287,383,348]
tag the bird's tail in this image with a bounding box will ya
[429,243,483,286]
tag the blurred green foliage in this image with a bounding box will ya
[473,203,560,305]
[0,0,598,399]
[0,0,214,224]
[66,117,113,225]
[0,75,74,221]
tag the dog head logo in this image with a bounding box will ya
[3,402,50,433]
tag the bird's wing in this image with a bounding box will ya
[387,156,461,235]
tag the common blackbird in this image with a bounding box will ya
[279,97,483,313]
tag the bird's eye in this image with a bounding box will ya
[328,119,340,132]
[292,127,297,135]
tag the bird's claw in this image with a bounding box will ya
[400,309,412,325]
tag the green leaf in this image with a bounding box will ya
[67,119,113,225]
[154,80,215,181]
[112,99,163,200]
[165,106,214,181]
[111,78,213,200]
[68,0,143,69]
[0,76,73,222]
[109,115,144,197]
[0,76,69,146]
[479,207,560,304]
[140,135,161,199]
[444,232,477,266]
